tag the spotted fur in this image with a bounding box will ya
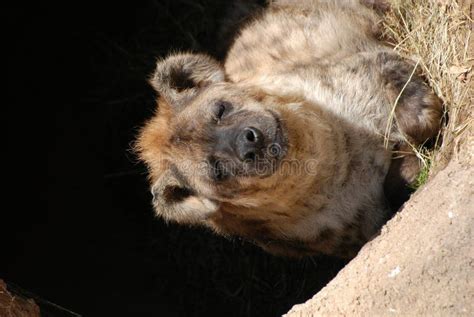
[136,0,442,258]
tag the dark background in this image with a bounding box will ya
[4,2,347,316]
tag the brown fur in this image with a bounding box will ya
[136,0,442,258]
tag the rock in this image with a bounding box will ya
[285,129,474,316]
[0,280,41,317]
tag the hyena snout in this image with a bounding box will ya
[209,126,266,182]
[235,127,265,162]
[208,111,288,181]
[210,125,275,181]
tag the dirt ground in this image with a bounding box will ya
[286,123,473,316]
[285,3,473,314]
[3,2,472,316]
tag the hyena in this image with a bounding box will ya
[136,0,442,258]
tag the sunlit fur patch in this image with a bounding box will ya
[136,0,443,258]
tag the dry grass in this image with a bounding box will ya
[97,2,471,316]
[382,0,473,183]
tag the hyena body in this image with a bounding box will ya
[137,0,441,258]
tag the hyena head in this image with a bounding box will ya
[136,53,338,229]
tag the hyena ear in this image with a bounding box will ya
[151,169,219,224]
[150,53,225,110]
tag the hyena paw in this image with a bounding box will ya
[361,0,391,13]
[379,52,443,145]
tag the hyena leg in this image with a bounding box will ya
[384,143,422,210]
[379,52,443,207]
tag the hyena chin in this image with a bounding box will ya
[136,0,442,258]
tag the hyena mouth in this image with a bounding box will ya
[208,156,283,181]
[209,156,229,181]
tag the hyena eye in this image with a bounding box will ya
[213,101,232,122]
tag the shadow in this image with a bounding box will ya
[4,1,347,317]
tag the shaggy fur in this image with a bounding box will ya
[136,0,442,258]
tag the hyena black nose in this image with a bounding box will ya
[236,127,265,162]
